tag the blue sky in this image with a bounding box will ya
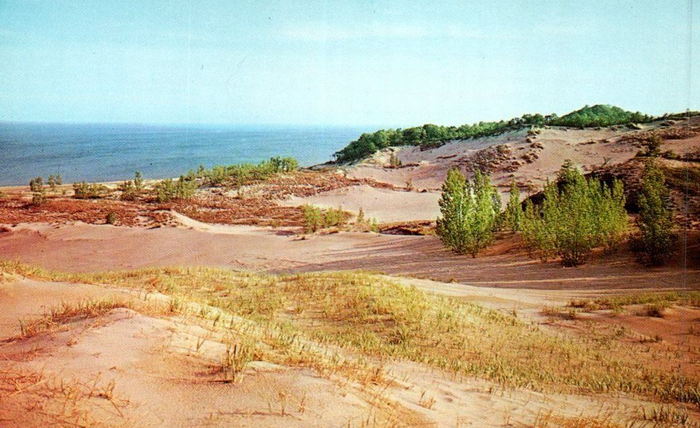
[0,0,697,127]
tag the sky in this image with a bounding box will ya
[0,0,698,127]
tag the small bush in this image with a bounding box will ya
[119,172,145,201]
[105,212,118,225]
[29,177,46,205]
[640,303,669,318]
[73,181,108,199]
[154,175,197,203]
[389,152,401,168]
[302,205,349,233]
[47,174,62,192]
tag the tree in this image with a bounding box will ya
[636,159,675,265]
[436,168,499,257]
[503,181,522,232]
[520,162,628,266]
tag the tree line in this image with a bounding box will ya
[437,159,675,266]
[335,105,654,163]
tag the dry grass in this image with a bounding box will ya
[569,291,700,312]
[1,260,699,408]
[15,298,138,340]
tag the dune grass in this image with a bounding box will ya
[1,260,698,407]
[569,291,700,312]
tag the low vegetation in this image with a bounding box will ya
[194,156,298,187]
[334,105,655,163]
[1,261,698,407]
[521,161,628,266]
[29,176,46,205]
[73,181,109,199]
[302,204,350,233]
[568,291,700,312]
[436,168,500,256]
[153,175,197,202]
[118,171,144,201]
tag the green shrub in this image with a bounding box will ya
[521,161,628,266]
[154,175,197,203]
[436,168,500,257]
[29,177,46,205]
[119,172,145,201]
[73,181,108,199]
[302,205,349,233]
[635,159,675,265]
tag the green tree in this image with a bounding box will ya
[503,181,522,232]
[636,159,675,265]
[521,162,627,266]
[436,169,499,257]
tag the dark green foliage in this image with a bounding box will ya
[635,159,675,265]
[29,177,45,205]
[29,177,43,193]
[550,105,653,128]
[502,181,522,233]
[521,162,628,266]
[197,157,299,187]
[73,181,108,199]
[436,169,500,257]
[154,175,197,203]
[302,205,349,233]
[334,105,655,163]
[268,156,298,173]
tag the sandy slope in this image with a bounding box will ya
[1,222,698,293]
[2,276,690,427]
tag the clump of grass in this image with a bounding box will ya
[639,302,670,318]
[639,405,690,425]
[2,261,699,406]
[16,298,134,339]
[568,291,700,313]
[541,306,578,320]
[219,340,256,383]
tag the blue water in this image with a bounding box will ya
[0,122,365,186]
